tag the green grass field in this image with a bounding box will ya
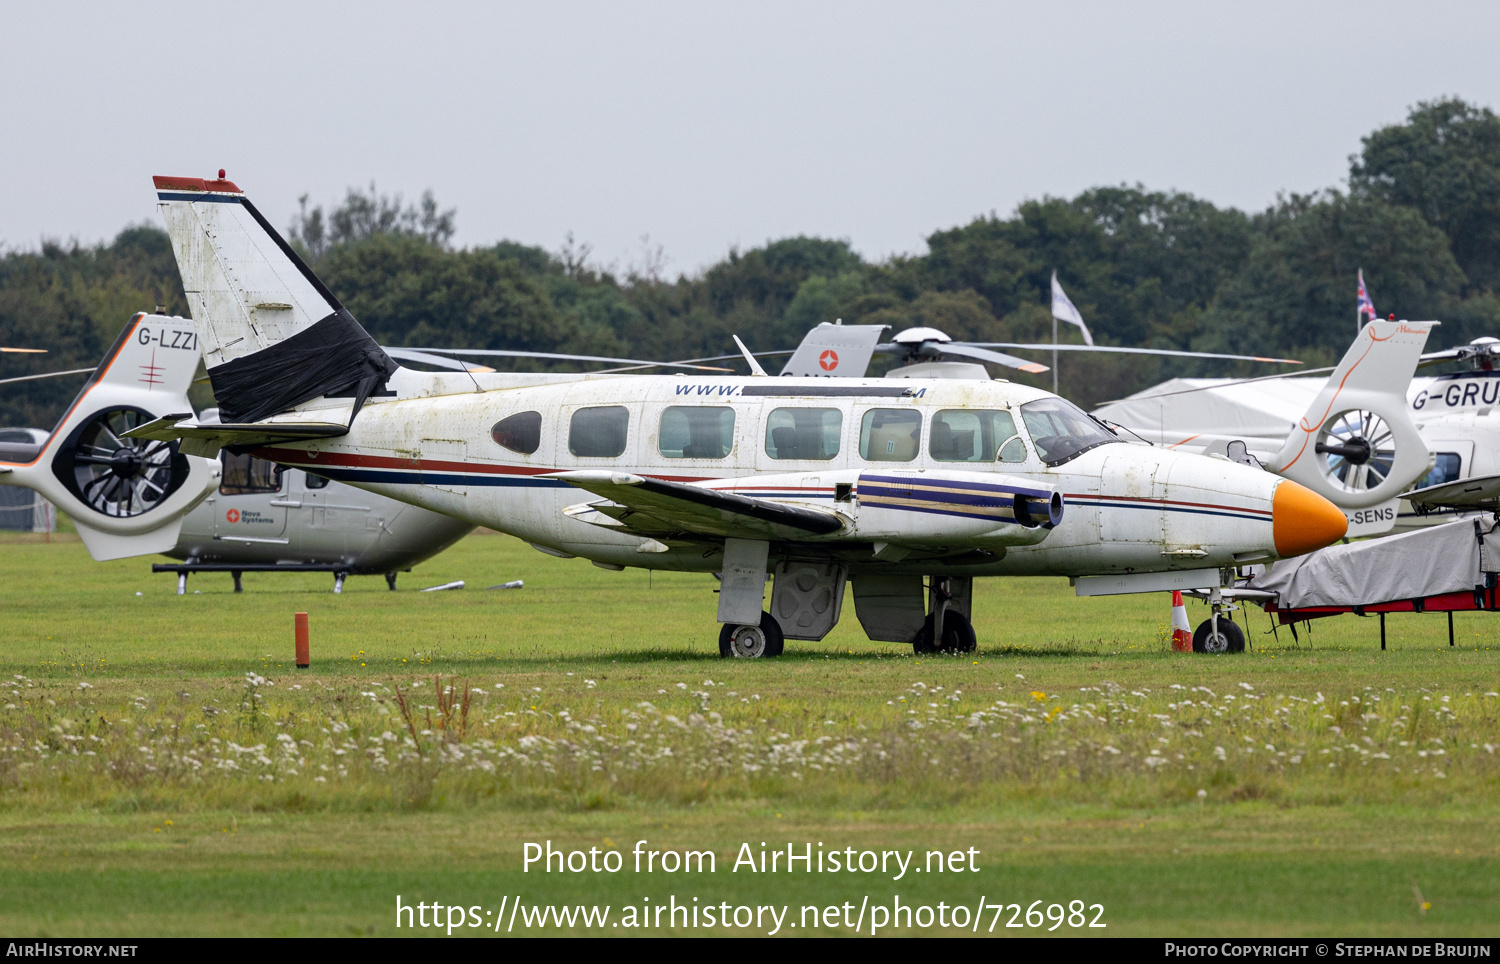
[1,530,1497,937]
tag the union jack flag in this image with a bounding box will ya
[1356,269,1377,323]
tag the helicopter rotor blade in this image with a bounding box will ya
[966,343,1303,365]
[925,342,1050,374]
[382,347,496,373]
[404,347,732,373]
[0,367,95,387]
[0,348,47,354]
[1092,366,1338,406]
[593,349,795,374]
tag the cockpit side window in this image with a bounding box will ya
[1017,398,1120,466]
[219,451,284,495]
[930,409,1028,463]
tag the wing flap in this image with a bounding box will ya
[549,470,845,541]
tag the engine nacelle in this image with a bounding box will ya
[852,470,1063,546]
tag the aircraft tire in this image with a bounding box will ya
[912,611,977,655]
[718,613,785,658]
[1192,617,1245,654]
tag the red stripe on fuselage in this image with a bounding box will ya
[253,447,714,484]
[1064,492,1272,517]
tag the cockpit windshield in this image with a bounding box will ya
[1018,397,1120,466]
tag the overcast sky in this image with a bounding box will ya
[3,1,1499,274]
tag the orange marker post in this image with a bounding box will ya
[295,612,310,668]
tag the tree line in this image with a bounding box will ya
[4,97,1499,429]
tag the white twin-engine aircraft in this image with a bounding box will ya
[131,174,1351,657]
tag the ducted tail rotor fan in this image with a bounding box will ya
[1314,410,1397,494]
[52,407,189,517]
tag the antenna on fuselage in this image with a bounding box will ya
[733,335,769,377]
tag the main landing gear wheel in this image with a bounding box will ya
[1193,618,1245,654]
[718,612,785,658]
[912,611,977,655]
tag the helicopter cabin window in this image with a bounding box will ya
[1017,398,1120,466]
[1415,452,1463,489]
[659,406,735,459]
[764,408,842,460]
[569,406,629,458]
[859,408,921,462]
[930,409,1027,463]
[219,451,284,495]
[303,473,331,490]
[492,411,542,455]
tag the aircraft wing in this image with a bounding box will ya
[547,470,845,541]
[1403,474,1500,511]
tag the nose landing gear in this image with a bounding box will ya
[1193,588,1245,653]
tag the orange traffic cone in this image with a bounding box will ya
[1171,591,1193,652]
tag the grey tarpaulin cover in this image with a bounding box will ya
[1253,518,1499,609]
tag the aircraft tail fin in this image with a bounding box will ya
[780,323,887,377]
[1265,320,1436,509]
[154,174,396,425]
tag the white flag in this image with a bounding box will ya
[1051,271,1094,346]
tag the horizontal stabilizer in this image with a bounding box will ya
[548,470,844,541]
[123,413,348,456]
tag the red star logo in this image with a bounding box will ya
[226,509,240,523]
[819,349,839,371]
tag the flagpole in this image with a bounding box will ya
[1052,314,1059,394]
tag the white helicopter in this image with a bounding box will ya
[131,173,1363,657]
[0,315,475,588]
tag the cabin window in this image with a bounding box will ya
[930,409,1027,463]
[765,407,842,460]
[1415,452,1463,489]
[659,406,735,459]
[569,406,629,458]
[1018,398,1119,466]
[219,452,284,495]
[859,408,921,462]
[492,410,542,455]
[303,473,331,490]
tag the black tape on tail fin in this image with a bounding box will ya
[208,308,398,425]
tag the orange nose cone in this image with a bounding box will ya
[1272,480,1348,557]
